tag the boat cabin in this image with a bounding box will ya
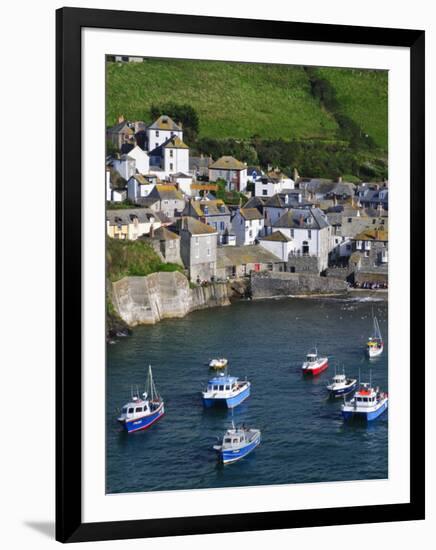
[306,353,317,363]
[332,373,346,384]
[119,394,150,419]
[207,376,239,393]
[222,429,246,448]
[354,384,377,406]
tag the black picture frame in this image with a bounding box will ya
[56,7,425,543]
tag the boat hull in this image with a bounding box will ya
[342,399,388,422]
[302,358,328,376]
[121,403,165,433]
[220,434,261,464]
[367,343,384,358]
[203,385,250,409]
[328,381,358,398]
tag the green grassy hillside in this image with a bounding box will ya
[106,58,387,150]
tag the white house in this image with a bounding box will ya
[255,174,295,198]
[162,136,189,174]
[209,156,248,192]
[126,145,150,174]
[232,207,265,246]
[106,169,126,202]
[170,172,193,196]
[258,231,294,261]
[127,174,156,201]
[112,155,136,181]
[270,208,332,271]
[146,115,183,152]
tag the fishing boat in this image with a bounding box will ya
[301,348,328,376]
[208,358,228,369]
[341,382,388,422]
[367,314,384,358]
[202,373,251,409]
[117,365,165,433]
[326,370,357,398]
[213,422,261,464]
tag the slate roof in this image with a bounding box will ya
[243,196,266,210]
[106,208,155,226]
[162,136,189,149]
[353,228,389,241]
[273,208,330,230]
[217,245,282,268]
[149,227,180,241]
[264,192,304,208]
[189,156,213,169]
[177,216,218,235]
[188,199,230,217]
[149,184,184,201]
[148,115,182,132]
[209,156,246,171]
[239,207,263,221]
[107,120,134,135]
[259,231,292,243]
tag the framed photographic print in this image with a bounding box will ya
[56,7,425,543]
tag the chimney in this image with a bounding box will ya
[338,176,343,183]
[118,115,125,124]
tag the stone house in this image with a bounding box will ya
[216,244,285,279]
[106,116,135,151]
[208,156,248,192]
[189,155,213,178]
[183,199,232,244]
[350,228,388,277]
[176,217,218,282]
[141,226,182,265]
[232,207,265,246]
[146,184,186,219]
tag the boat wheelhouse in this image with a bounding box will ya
[367,315,384,358]
[202,374,250,409]
[117,366,165,433]
[213,423,261,464]
[326,372,357,398]
[301,348,328,376]
[341,382,388,422]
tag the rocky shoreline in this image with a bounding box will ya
[107,271,387,335]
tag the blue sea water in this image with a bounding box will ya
[106,296,388,494]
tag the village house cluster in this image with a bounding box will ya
[106,114,389,287]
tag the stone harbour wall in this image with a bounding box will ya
[111,271,230,326]
[250,271,348,299]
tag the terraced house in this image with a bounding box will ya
[182,199,232,244]
[232,208,265,246]
[176,217,218,282]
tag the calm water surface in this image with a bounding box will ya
[106,296,388,494]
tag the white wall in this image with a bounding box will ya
[164,146,189,174]
[146,128,183,151]
[1,2,434,550]
[127,145,150,174]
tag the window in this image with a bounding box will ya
[220,222,225,231]
[262,190,268,196]
[170,150,173,157]
[225,385,231,391]
[290,229,294,238]
[195,237,199,244]
[348,217,352,223]
[224,438,231,444]
[121,407,127,414]
[135,407,142,413]
[308,229,312,239]
[302,241,309,255]
[219,385,224,391]
[155,143,158,149]
[128,408,134,414]
[207,248,211,256]
[170,163,173,171]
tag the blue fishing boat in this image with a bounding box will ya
[213,423,261,464]
[341,382,388,422]
[326,371,357,398]
[202,373,250,408]
[117,365,165,433]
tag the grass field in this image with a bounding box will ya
[106,58,387,150]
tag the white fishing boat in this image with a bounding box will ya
[213,422,261,464]
[367,314,384,358]
[208,358,228,369]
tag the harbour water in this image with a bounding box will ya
[106,296,388,494]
